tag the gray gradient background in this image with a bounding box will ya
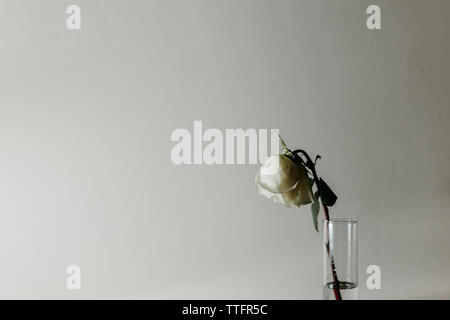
[0,0,449,299]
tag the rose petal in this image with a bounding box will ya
[257,184,285,204]
[275,163,313,207]
[255,155,300,194]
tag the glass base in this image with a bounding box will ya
[323,281,358,300]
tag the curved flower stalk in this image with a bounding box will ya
[255,136,342,300]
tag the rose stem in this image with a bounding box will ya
[322,204,342,300]
[291,149,342,300]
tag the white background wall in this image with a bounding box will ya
[0,0,449,299]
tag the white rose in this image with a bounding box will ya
[255,155,313,207]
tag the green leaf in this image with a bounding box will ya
[283,152,294,162]
[311,192,320,232]
[314,190,320,200]
[278,135,288,151]
[317,178,337,206]
[308,177,315,189]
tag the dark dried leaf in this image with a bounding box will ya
[317,178,337,206]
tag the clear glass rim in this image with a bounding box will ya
[322,218,358,224]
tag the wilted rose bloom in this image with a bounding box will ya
[255,155,313,208]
